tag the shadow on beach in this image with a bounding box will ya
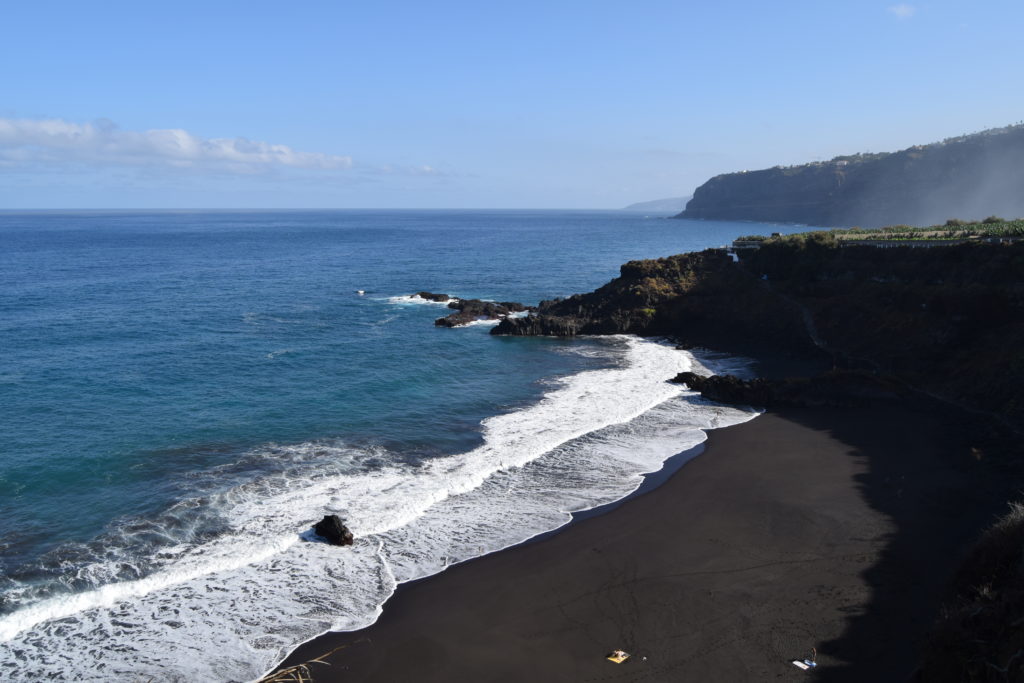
[783,406,1011,682]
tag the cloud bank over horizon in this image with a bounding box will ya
[0,117,354,174]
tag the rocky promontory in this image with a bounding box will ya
[408,292,534,327]
[415,291,453,303]
[435,298,532,327]
[402,291,534,326]
[493,249,813,354]
[494,235,1024,427]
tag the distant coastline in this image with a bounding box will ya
[621,196,691,213]
[677,123,1024,227]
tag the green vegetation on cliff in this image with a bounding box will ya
[742,218,1024,243]
[679,124,1024,227]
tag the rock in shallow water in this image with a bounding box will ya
[415,291,451,302]
[313,514,354,546]
[435,298,533,327]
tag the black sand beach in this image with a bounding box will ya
[273,402,1004,682]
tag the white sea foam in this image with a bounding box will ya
[435,310,527,327]
[450,317,502,327]
[386,294,459,305]
[0,337,757,682]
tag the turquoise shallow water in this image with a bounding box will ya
[0,210,795,679]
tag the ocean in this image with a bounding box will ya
[0,210,794,680]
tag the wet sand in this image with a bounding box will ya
[273,404,1002,682]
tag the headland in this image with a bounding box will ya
[677,123,1024,227]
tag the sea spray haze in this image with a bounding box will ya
[0,210,789,680]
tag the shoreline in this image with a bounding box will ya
[262,345,779,680]
[262,432,720,680]
[265,438,719,681]
[270,396,1006,681]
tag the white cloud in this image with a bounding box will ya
[0,117,353,173]
[887,4,917,19]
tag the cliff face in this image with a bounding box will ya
[679,125,1024,227]
[493,250,813,354]
[756,239,1024,423]
[495,239,1024,425]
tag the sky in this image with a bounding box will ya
[1,0,1023,209]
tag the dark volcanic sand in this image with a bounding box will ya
[271,405,1004,682]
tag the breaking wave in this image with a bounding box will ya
[0,337,756,681]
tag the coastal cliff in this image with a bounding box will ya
[678,124,1024,227]
[492,249,813,354]
[494,235,1024,426]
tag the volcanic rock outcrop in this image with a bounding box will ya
[415,291,451,303]
[434,298,533,327]
[313,515,354,546]
[494,238,1024,426]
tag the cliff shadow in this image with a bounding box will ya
[775,404,1015,682]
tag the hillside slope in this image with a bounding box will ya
[678,125,1024,227]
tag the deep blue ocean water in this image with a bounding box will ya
[0,210,794,680]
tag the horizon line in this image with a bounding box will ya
[0,207,665,213]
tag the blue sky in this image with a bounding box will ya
[2,0,1022,208]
